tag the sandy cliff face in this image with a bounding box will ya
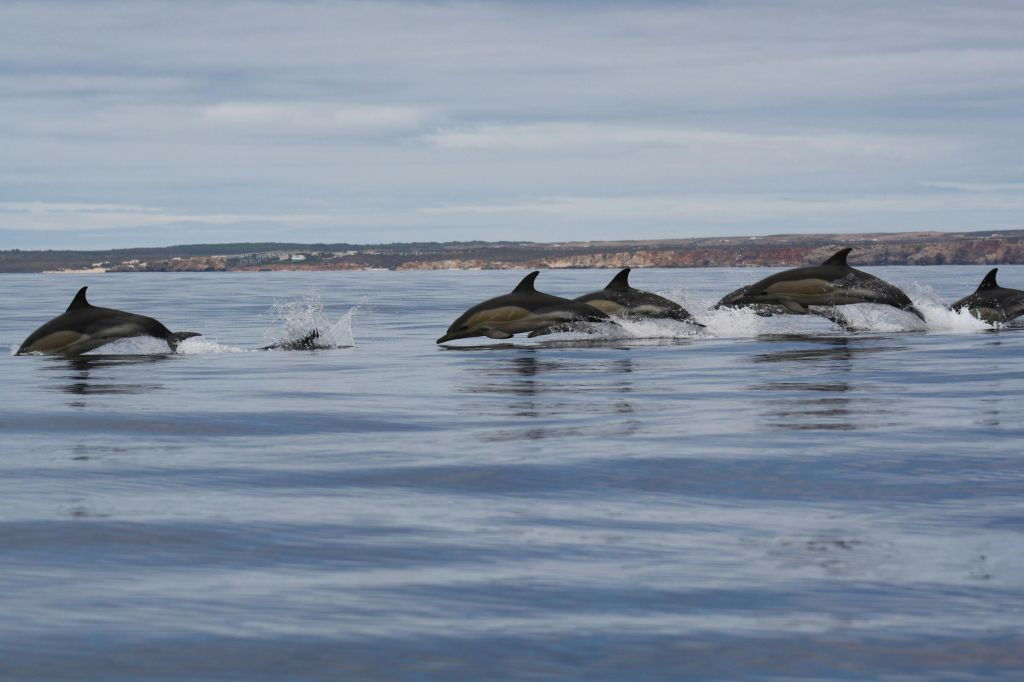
[389,237,1024,270]
[94,232,1024,272]
[108,256,228,272]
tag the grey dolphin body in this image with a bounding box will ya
[949,268,1024,324]
[716,248,926,322]
[17,287,201,355]
[436,271,613,343]
[574,268,704,326]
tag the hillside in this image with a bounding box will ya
[4,230,1024,273]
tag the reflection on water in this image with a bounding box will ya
[456,350,639,440]
[44,354,170,403]
[750,337,895,432]
[976,397,1002,427]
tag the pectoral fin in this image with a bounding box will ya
[485,329,514,339]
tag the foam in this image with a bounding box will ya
[174,337,251,354]
[95,336,249,355]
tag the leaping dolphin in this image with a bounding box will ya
[574,268,704,326]
[17,287,201,356]
[436,271,614,344]
[715,248,926,322]
[949,268,1024,324]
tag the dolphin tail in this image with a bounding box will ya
[907,305,927,322]
[667,309,705,327]
[167,331,201,351]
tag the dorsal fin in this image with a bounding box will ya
[822,248,852,266]
[605,268,631,291]
[66,286,92,311]
[977,268,1000,291]
[512,271,540,294]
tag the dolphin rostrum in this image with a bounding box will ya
[17,287,201,355]
[436,271,614,344]
[574,268,704,326]
[949,268,1024,324]
[715,248,926,322]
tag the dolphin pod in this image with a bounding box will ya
[438,249,1024,343]
[17,287,201,356]
[15,249,1024,354]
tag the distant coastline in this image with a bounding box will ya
[5,228,1024,274]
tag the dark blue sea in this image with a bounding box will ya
[2,267,1024,681]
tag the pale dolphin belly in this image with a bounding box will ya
[23,322,161,355]
[764,278,835,297]
[464,306,531,329]
[762,280,889,307]
[471,307,603,337]
[581,299,626,316]
[21,330,86,354]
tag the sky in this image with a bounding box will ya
[1,0,1023,249]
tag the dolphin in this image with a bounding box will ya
[715,248,926,322]
[262,329,337,350]
[949,268,1024,324]
[574,268,704,326]
[17,287,201,355]
[436,271,614,343]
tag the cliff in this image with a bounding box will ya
[9,229,1024,273]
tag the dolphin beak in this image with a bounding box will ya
[437,329,470,344]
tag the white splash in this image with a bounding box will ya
[826,304,929,333]
[263,293,359,349]
[96,336,249,354]
[174,337,250,354]
[905,283,992,333]
[602,317,704,340]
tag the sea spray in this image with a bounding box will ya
[263,293,359,350]
[98,336,250,354]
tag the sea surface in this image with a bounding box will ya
[2,266,1024,681]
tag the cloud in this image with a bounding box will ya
[426,123,948,161]
[0,201,336,232]
[420,191,1024,222]
[203,103,427,134]
[924,181,1024,193]
[0,0,1022,248]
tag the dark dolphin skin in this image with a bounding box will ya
[437,271,613,343]
[715,248,926,322]
[949,268,1024,324]
[263,329,335,350]
[17,287,201,355]
[574,268,704,326]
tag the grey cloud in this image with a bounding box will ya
[1,0,1022,248]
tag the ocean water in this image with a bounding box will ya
[2,266,1023,681]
